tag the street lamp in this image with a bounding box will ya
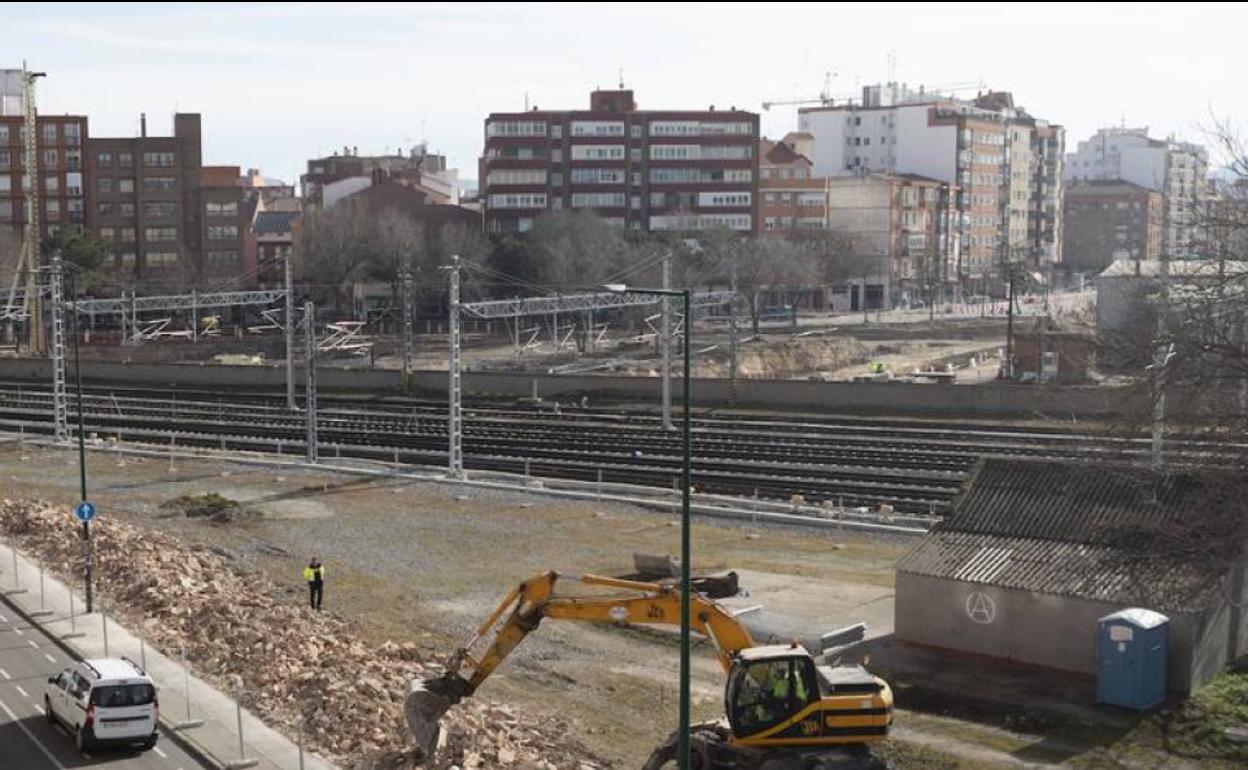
[604,283,693,770]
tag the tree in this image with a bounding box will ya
[525,209,636,290]
[41,228,111,289]
[299,200,376,311]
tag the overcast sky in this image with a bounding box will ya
[4,2,1241,186]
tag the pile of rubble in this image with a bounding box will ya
[0,499,607,770]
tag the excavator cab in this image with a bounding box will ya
[727,646,822,741]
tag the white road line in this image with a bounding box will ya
[0,613,7,623]
[44,653,55,664]
[34,703,44,715]
[13,627,23,635]
[27,639,38,649]
[0,668,8,680]
[14,685,27,698]
[153,746,167,758]
[0,695,67,768]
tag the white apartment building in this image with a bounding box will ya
[1064,128,1208,259]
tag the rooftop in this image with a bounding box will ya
[252,210,299,236]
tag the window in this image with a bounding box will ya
[630,124,642,139]
[550,196,562,210]
[698,191,751,207]
[761,168,773,179]
[550,124,563,139]
[630,172,641,186]
[486,169,547,186]
[551,148,563,163]
[781,193,792,204]
[206,250,240,269]
[650,145,698,160]
[119,153,133,169]
[145,251,179,267]
[649,121,751,136]
[0,126,7,143]
[98,178,113,194]
[144,227,178,242]
[797,193,826,206]
[119,202,135,216]
[778,168,790,180]
[764,193,776,204]
[63,123,81,145]
[119,227,136,242]
[118,252,136,267]
[726,169,752,182]
[0,201,11,219]
[650,192,667,207]
[42,124,57,143]
[99,227,115,240]
[66,150,82,172]
[207,224,239,240]
[630,148,642,162]
[43,149,59,167]
[571,121,625,137]
[44,175,58,193]
[45,200,60,218]
[488,193,547,209]
[118,178,134,194]
[145,201,177,218]
[205,200,240,216]
[143,177,175,192]
[570,192,626,207]
[143,152,175,168]
[0,150,8,169]
[631,195,641,210]
[570,145,624,161]
[486,120,547,137]
[551,172,563,187]
[570,168,625,184]
[97,202,113,216]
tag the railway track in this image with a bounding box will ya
[0,382,1225,516]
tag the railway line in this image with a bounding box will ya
[0,382,1225,515]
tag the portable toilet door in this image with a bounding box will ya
[1097,607,1169,710]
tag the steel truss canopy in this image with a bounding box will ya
[67,289,287,315]
[461,290,736,319]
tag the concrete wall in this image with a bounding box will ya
[0,358,1144,418]
[894,572,1206,692]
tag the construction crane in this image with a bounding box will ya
[763,78,989,112]
[761,71,837,111]
[4,64,46,350]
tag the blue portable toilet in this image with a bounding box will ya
[1097,607,1168,710]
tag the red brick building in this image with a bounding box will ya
[481,89,759,234]
[0,113,89,239]
[1062,180,1162,274]
[758,133,827,234]
[200,165,246,282]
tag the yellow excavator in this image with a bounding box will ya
[405,570,893,769]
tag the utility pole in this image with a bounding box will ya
[284,251,296,410]
[49,256,68,443]
[304,301,317,463]
[447,255,463,477]
[728,249,739,407]
[1005,268,1015,379]
[401,263,414,375]
[661,252,672,431]
[69,269,91,614]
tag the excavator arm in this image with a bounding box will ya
[405,570,756,757]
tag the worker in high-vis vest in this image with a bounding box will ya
[304,557,325,610]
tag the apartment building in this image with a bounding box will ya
[302,144,461,209]
[758,133,826,233]
[480,89,760,234]
[1065,127,1208,259]
[200,165,246,282]
[1062,180,1163,272]
[825,173,954,310]
[87,113,203,286]
[799,83,1063,288]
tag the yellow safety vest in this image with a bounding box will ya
[303,565,325,582]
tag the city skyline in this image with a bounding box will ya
[5,2,1240,186]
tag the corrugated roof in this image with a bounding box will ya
[253,210,299,235]
[897,458,1225,612]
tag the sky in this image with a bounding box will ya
[3,2,1242,187]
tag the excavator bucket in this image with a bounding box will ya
[404,672,473,760]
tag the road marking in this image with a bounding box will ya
[44,653,55,664]
[27,639,38,649]
[15,685,27,697]
[0,668,8,680]
[0,696,67,768]
[153,746,167,758]
[35,703,44,715]
[13,627,22,635]
[0,613,7,622]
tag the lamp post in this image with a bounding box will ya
[64,269,92,612]
[603,283,692,769]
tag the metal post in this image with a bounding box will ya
[728,251,739,407]
[1005,269,1015,379]
[183,645,192,722]
[140,636,146,670]
[70,272,92,614]
[101,591,109,656]
[236,690,246,759]
[64,590,83,638]
[447,255,463,477]
[401,264,414,375]
[677,289,692,770]
[304,302,318,463]
[298,715,305,770]
[661,253,673,431]
[513,298,521,355]
[50,256,69,443]
[285,252,296,410]
[191,289,198,343]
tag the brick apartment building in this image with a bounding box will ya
[825,172,954,310]
[199,165,246,282]
[87,113,204,288]
[758,133,827,233]
[1062,180,1163,273]
[480,89,760,234]
[0,113,89,241]
[302,145,460,209]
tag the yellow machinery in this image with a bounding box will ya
[406,570,892,769]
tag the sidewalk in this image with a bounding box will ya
[0,538,339,770]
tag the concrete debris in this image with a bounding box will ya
[0,499,607,770]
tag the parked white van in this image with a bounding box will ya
[44,658,159,751]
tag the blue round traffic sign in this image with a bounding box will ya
[75,501,96,523]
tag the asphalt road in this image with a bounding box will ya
[0,602,207,770]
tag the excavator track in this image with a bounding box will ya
[642,722,885,770]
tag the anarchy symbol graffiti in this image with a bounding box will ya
[965,592,997,624]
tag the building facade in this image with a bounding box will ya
[302,145,461,209]
[87,113,204,287]
[824,173,954,310]
[758,133,826,233]
[1063,181,1163,273]
[798,84,1063,288]
[480,89,760,234]
[0,113,89,241]
[199,165,246,283]
[1064,127,1208,259]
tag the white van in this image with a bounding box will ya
[44,658,159,751]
